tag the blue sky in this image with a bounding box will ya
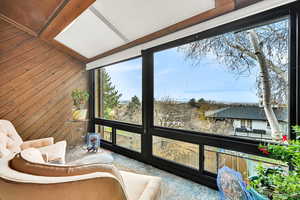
[105,58,142,101]
[106,47,259,103]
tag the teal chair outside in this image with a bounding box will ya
[248,187,269,200]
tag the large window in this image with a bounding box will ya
[95,58,142,125]
[92,4,298,189]
[154,18,289,141]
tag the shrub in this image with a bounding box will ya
[250,138,300,200]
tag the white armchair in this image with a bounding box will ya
[0,120,66,163]
[0,151,162,200]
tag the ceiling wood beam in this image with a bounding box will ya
[0,0,94,62]
[40,0,96,40]
[0,0,68,37]
[87,0,236,63]
[40,0,96,62]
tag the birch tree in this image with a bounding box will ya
[179,19,288,139]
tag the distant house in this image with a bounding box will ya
[205,106,288,140]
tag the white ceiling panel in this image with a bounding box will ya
[54,9,125,58]
[92,0,215,41]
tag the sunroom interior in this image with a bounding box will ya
[0,0,299,199]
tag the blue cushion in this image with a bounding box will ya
[217,166,254,200]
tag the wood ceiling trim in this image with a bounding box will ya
[0,0,87,61]
[37,0,70,36]
[43,39,89,62]
[87,0,236,63]
[0,13,38,37]
[40,0,95,62]
[0,0,69,37]
[40,0,96,40]
[40,0,96,63]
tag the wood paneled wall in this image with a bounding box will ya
[0,19,88,142]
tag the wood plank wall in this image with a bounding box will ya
[0,19,88,142]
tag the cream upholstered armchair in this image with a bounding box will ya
[0,149,162,200]
[0,120,162,199]
[0,120,66,163]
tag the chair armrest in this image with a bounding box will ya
[1,175,128,200]
[20,137,54,150]
[138,177,162,200]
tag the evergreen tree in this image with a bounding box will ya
[198,98,205,103]
[127,95,141,111]
[126,95,141,123]
[188,98,197,107]
[103,70,122,119]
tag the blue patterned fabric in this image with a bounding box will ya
[217,166,254,200]
[248,188,269,200]
[86,132,101,151]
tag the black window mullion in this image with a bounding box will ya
[142,50,154,161]
[289,8,299,140]
[94,118,143,134]
[296,7,300,129]
[112,127,116,145]
[199,145,204,173]
[89,70,95,132]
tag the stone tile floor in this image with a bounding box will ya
[66,147,219,200]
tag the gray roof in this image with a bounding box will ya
[205,106,288,122]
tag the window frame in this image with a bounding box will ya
[94,57,143,126]
[90,2,300,189]
[90,56,144,158]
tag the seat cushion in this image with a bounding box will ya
[38,141,67,163]
[120,171,162,200]
[69,153,114,165]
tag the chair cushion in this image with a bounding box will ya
[20,148,45,164]
[0,120,23,158]
[38,141,66,163]
[20,137,54,150]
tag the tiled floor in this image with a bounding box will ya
[66,147,219,200]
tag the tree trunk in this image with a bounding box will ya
[248,30,282,140]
